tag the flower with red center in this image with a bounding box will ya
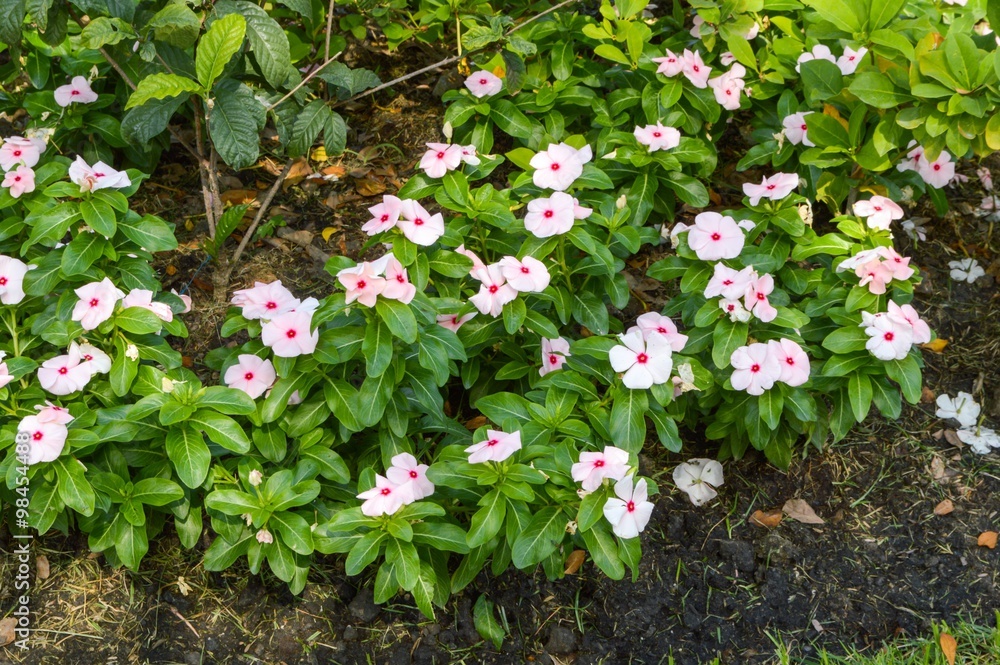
[381,256,417,304]
[418,142,464,179]
[398,199,446,246]
[361,194,404,235]
[652,49,684,76]
[680,49,712,88]
[16,415,69,465]
[876,246,915,281]
[742,173,799,206]
[609,330,674,390]
[2,164,36,198]
[628,312,688,352]
[338,262,387,307]
[603,476,654,538]
[261,309,319,357]
[386,453,435,503]
[436,312,476,332]
[634,122,681,152]
[123,288,174,323]
[853,195,904,230]
[860,311,914,360]
[529,142,592,191]
[887,301,932,345]
[539,336,571,376]
[469,264,518,317]
[71,278,125,331]
[729,343,782,395]
[54,76,99,107]
[782,112,815,147]
[917,150,955,188]
[743,273,778,322]
[463,71,503,98]
[0,135,45,170]
[498,255,551,293]
[855,259,894,294]
[0,255,29,305]
[34,401,75,425]
[572,446,630,491]
[465,429,522,464]
[224,354,277,399]
[74,342,112,375]
[68,156,131,192]
[704,263,755,301]
[686,211,746,261]
[524,191,577,237]
[357,474,406,516]
[708,64,746,111]
[836,46,868,75]
[37,345,93,396]
[767,339,811,387]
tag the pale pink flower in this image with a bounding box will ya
[609,330,673,390]
[782,112,814,147]
[861,313,913,360]
[224,354,277,399]
[75,342,111,375]
[672,459,724,506]
[37,347,92,395]
[464,71,503,98]
[681,49,712,88]
[720,298,752,322]
[744,22,760,39]
[469,264,517,317]
[498,255,550,293]
[768,339,810,386]
[603,476,654,539]
[361,195,403,235]
[837,46,867,75]
[386,453,435,503]
[896,141,924,173]
[0,255,29,305]
[123,289,173,322]
[54,76,99,106]
[627,312,687,352]
[381,256,416,304]
[524,191,576,237]
[72,278,124,331]
[529,142,592,191]
[689,14,709,38]
[836,248,884,273]
[256,529,274,544]
[338,263,387,307]
[572,446,629,492]
[419,142,464,179]
[232,281,299,319]
[743,173,798,205]
[456,244,487,273]
[34,402,74,425]
[855,259,894,294]
[705,263,755,300]
[261,309,319,357]
[795,44,836,73]
[744,273,777,322]
[708,64,746,111]
[2,165,35,198]
[976,166,993,191]
[357,474,405,516]
[398,199,445,245]
[877,246,915,281]
[652,50,684,76]
[539,337,571,376]
[437,312,475,332]
[634,123,681,152]
[887,301,931,344]
[687,212,745,260]
[730,343,781,395]
[0,352,11,391]
[68,156,131,192]
[853,196,903,230]
[466,429,522,464]
[16,415,68,465]
[0,136,45,170]
[720,52,736,66]
[918,151,955,188]
[459,144,480,166]
[573,198,592,219]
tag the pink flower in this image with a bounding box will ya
[652,50,684,76]
[877,246,915,281]
[836,248,883,273]
[54,76,99,107]
[398,199,445,246]
[338,263,387,307]
[37,346,93,395]
[795,44,836,73]
[357,474,405,516]
[466,429,522,464]
[437,312,475,332]
[744,273,778,322]
[459,144,480,166]
[498,255,550,293]
[720,298,752,322]
[896,141,924,173]
[853,196,903,230]
[603,476,654,539]
[382,256,416,304]
[16,415,68,465]
[524,191,576,237]
[977,166,993,191]
[2,165,35,198]
[170,289,193,313]
[681,49,712,88]
[743,173,799,205]
[386,453,435,503]
[362,195,403,235]
[768,339,810,386]
[573,198,593,219]
[68,156,131,192]
[529,142,592,191]
[634,123,681,152]
[72,278,124,331]
[0,255,29,305]
[687,212,745,260]
[888,301,931,344]
[855,259,893,294]
[256,529,273,544]
[705,263,755,300]
[918,151,955,188]
[0,136,45,170]
[539,337,571,376]
[123,289,173,322]
[720,51,736,66]
[34,402,74,425]
[673,459,724,506]
[836,46,867,75]
[572,446,630,492]
[419,142,464,178]
[232,280,300,319]
[861,313,912,360]
[730,343,781,395]
[75,342,111,375]
[782,112,814,147]
[689,14,709,38]
[261,309,319,357]
[469,264,517,317]
[609,330,673,390]
[627,312,688,352]
[464,71,503,98]
[708,64,746,111]
[0,352,11,391]
[455,244,487,273]
[224,354,277,399]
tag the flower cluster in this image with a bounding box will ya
[796,44,868,75]
[705,264,778,323]
[418,142,480,178]
[357,453,435,516]
[231,281,319,357]
[361,194,445,246]
[37,341,111,395]
[337,252,417,307]
[859,301,931,361]
[837,246,915,295]
[729,339,810,395]
[896,142,956,189]
[569,445,654,539]
[653,48,712,88]
[0,136,45,198]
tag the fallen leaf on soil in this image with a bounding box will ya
[920,339,949,353]
[355,177,386,197]
[321,165,346,179]
[978,531,998,549]
[322,227,338,242]
[750,508,783,528]
[811,619,824,633]
[36,554,49,579]
[930,456,947,480]
[283,158,313,189]
[564,550,586,575]
[0,617,15,646]
[282,230,314,247]
[221,189,257,205]
[191,277,214,292]
[933,499,954,516]
[921,386,936,403]
[165,264,177,276]
[464,415,487,430]
[939,632,957,665]
[311,146,328,162]
[943,430,964,448]
[783,499,825,524]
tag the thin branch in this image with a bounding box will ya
[266,52,344,112]
[227,159,296,274]
[325,0,335,62]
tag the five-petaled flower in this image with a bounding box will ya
[681,49,712,88]
[16,415,68,465]
[123,288,174,322]
[782,112,814,147]
[69,156,131,192]
[730,343,781,395]
[224,354,277,399]
[0,136,45,170]
[627,312,688,352]
[437,312,476,332]
[708,64,746,111]
[529,142,592,191]
[37,345,93,396]
[498,255,551,293]
[261,309,319,357]
[572,446,630,492]
[232,280,301,319]
[686,212,745,261]
[469,264,518,316]
[539,337,571,376]
[853,196,904,230]
[398,199,446,246]
[419,142,464,179]
[948,258,985,284]
[634,123,681,152]
[609,330,674,390]
[795,44,836,73]
[0,255,29,305]
[836,46,867,75]
[743,173,799,206]
[673,459,724,506]
[860,311,913,360]
[54,76,99,107]
[705,263,755,301]
[767,339,811,387]
[935,392,980,429]
[362,195,403,235]
[464,71,503,98]
[72,278,125,331]
[524,191,577,237]
[466,429,522,464]
[603,476,654,539]
[339,263,387,307]
[652,50,684,76]
[386,453,435,503]
[357,474,406,517]
[744,273,777,322]
[2,165,36,198]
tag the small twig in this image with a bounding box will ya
[223,159,296,285]
[168,605,201,639]
[325,0,335,62]
[266,52,344,112]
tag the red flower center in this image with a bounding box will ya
[786,357,795,365]
[487,439,498,447]
[33,431,43,441]
[766,184,776,190]
[58,367,68,375]
[711,232,721,241]
[83,354,92,361]
[756,292,765,301]
[549,354,559,365]
[286,329,297,338]
[488,285,498,294]
[357,280,367,289]
[873,206,882,212]
[884,332,894,341]
[409,470,418,479]
[479,78,488,85]
[626,500,636,512]
[693,65,700,72]
[89,298,99,307]
[381,214,389,222]
[636,353,648,364]
[414,218,424,226]
[801,124,807,131]
[436,151,445,159]
[594,459,605,468]
[380,487,392,496]
[13,150,21,156]
[653,132,661,138]
[751,364,760,373]
[71,90,80,96]
[520,266,530,273]
[396,274,405,283]
[544,210,554,218]
[244,372,254,381]
[0,277,6,285]
[933,164,941,171]
[657,327,667,333]
[550,163,560,171]
[266,301,277,309]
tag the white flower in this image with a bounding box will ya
[957,427,1000,454]
[603,476,654,539]
[948,258,985,284]
[900,218,927,242]
[935,392,980,429]
[609,331,673,390]
[672,459,724,506]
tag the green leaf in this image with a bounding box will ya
[759,390,783,430]
[80,16,133,49]
[345,531,385,576]
[800,59,844,104]
[166,426,212,488]
[473,595,506,650]
[118,213,178,252]
[581,525,624,580]
[610,387,648,454]
[822,326,870,354]
[271,511,314,555]
[197,385,257,415]
[80,198,117,237]
[126,73,201,110]
[61,232,105,276]
[411,522,470,554]
[869,0,905,31]
[131,478,183,506]
[466,489,505,548]
[847,372,873,422]
[712,319,749,369]
[489,99,535,139]
[385,538,420,590]
[25,202,80,246]
[362,319,393,377]
[475,392,531,423]
[53,457,95,516]
[376,299,418,343]
[511,506,564,569]
[805,112,851,149]
[115,519,149,570]
[147,4,201,48]
[800,0,862,32]
[848,72,911,109]
[189,410,251,453]
[196,13,247,89]
[288,99,333,157]
[572,291,609,335]
[885,354,921,404]
[115,307,163,334]
[216,0,292,87]
[209,80,263,170]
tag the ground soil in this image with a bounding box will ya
[3,34,1000,665]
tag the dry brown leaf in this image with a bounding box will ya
[355,177,386,197]
[283,158,313,189]
[943,430,964,448]
[920,338,949,353]
[939,632,957,665]
[36,554,50,580]
[822,104,850,131]
[933,499,954,516]
[564,550,586,575]
[221,189,257,205]
[321,165,347,178]
[0,617,15,646]
[464,415,487,430]
[281,230,314,247]
[783,499,825,524]
[930,456,947,480]
[978,531,998,549]
[920,386,936,403]
[750,508,783,528]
